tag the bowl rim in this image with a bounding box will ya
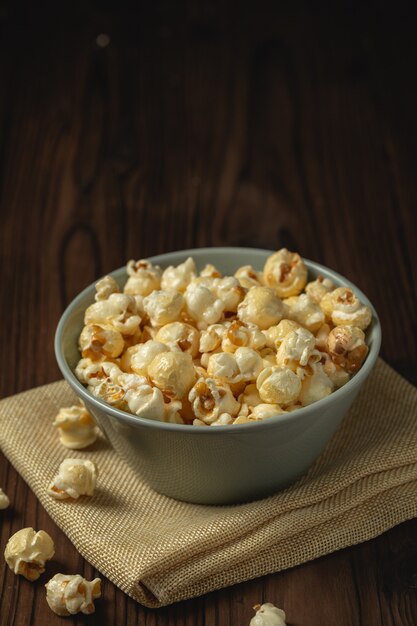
[55,247,382,434]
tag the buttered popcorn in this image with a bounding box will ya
[53,404,98,449]
[45,573,101,616]
[4,528,55,580]
[75,249,372,425]
[48,459,97,500]
[250,602,287,626]
[0,487,10,509]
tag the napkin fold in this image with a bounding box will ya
[1,359,417,608]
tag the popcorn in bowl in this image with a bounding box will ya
[73,249,373,426]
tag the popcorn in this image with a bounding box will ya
[263,319,301,349]
[75,249,372,426]
[94,274,120,301]
[207,348,263,384]
[249,404,286,420]
[276,327,316,369]
[200,263,222,278]
[189,378,240,424]
[160,256,196,292]
[213,276,245,312]
[199,324,225,353]
[121,340,170,375]
[326,325,369,373]
[79,324,124,360]
[92,379,128,410]
[124,259,162,296]
[284,294,325,333]
[250,602,287,626]
[234,264,264,288]
[121,377,165,420]
[256,367,301,405]
[299,363,334,406]
[148,351,196,399]
[0,487,9,509]
[85,293,141,335]
[222,320,266,353]
[237,287,285,330]
[320,287,372,330]
[305,275,334,303]
[143,289,184,327]
[263,248,307,297]
[48,459,97,500]
[53,404,98,449]
[184,283,224,329]
[155,321,200,357]
[207,352,239,381]
[45,573,101,616]
[4,528,54,580]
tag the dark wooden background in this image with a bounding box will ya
[1,1,417,624]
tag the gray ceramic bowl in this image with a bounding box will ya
[55,248,381,505]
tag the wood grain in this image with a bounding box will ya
[1,1,417,624]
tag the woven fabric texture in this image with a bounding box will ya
[1,359,417,608]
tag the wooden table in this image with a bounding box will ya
[1,2,417,624]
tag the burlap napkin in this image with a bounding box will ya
[1,358,417,608]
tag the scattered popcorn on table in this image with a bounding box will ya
[250,602,287,626]
[75,249,372,425]
[0,487,10,509]
[48,459,97,500]
[4,528,54,580]
[53,404,98,449]
[45,573,101,616]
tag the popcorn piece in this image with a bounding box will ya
[250,602,287,626]
[94,275,119,301]
[305,275,334,304]
[79,324,124,360]
[189,378,240,424]
[184,283,224,329]
[48,459,97,500]
[124,259,162,296]
[53,404,98,449]
[256,367,301,405]
[117,374,166,420]
[45,573,101,616]
[276,327,316,369]
[207,348,263,384]
[284,294,325,333]
[237,287,285,330]
[75,358,120,387]
[315,323,332,350]
[222,320,266,353]
[200,263,222,278]
[264,248,307,297]
[143,290,184,327]
[238,384,263,409]
[0,487,10,509]
[207,352,239,381]
[249,404,286,420]
[263,321,300,351]
[322,354,351,388]
[327,325,369,373]
[299,363,334,406]
[121,340,170,375]
[4,528,54,580]
[160,256,196,292]
[92,379,128,410]
[234,265,264,288]
[85,293,141,335]
[209,412,234,426]
[213,276,245,313]
[148,351,196,399]
[199,324,225,353]
[320,287,372,330]
[155,321,200,357]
